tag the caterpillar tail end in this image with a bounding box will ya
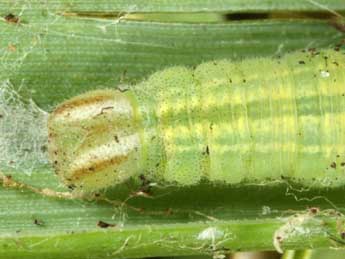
[47,89,142,193]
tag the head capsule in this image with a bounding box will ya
[48,89,142,192]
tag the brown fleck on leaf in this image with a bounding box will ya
[97,220,116,228]
[4,13,20,24]
[8,44,16,52]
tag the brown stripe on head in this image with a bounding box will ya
[49,90,135,124]
[67,154,129,182]
[53,90,116,116]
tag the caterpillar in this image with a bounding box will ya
[48,49,345,193]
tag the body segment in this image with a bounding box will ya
[48,50,345,192]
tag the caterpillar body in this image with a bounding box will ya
[48,49,345,192]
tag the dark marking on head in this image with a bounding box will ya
[330,162,337,169]
[98,106,114,116]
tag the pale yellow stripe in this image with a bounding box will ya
[209,142,342,154]
[210,113,345,138]
[157,67,342,117]
[162,123,205,141]
[161,112,345,142]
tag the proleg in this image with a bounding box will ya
[48,49,345,192]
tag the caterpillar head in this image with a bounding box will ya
[48,89,142,193]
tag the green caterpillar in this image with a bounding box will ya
[48,49,345,192]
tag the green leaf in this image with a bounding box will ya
[2,0,345,13]
[1,1,345,258]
